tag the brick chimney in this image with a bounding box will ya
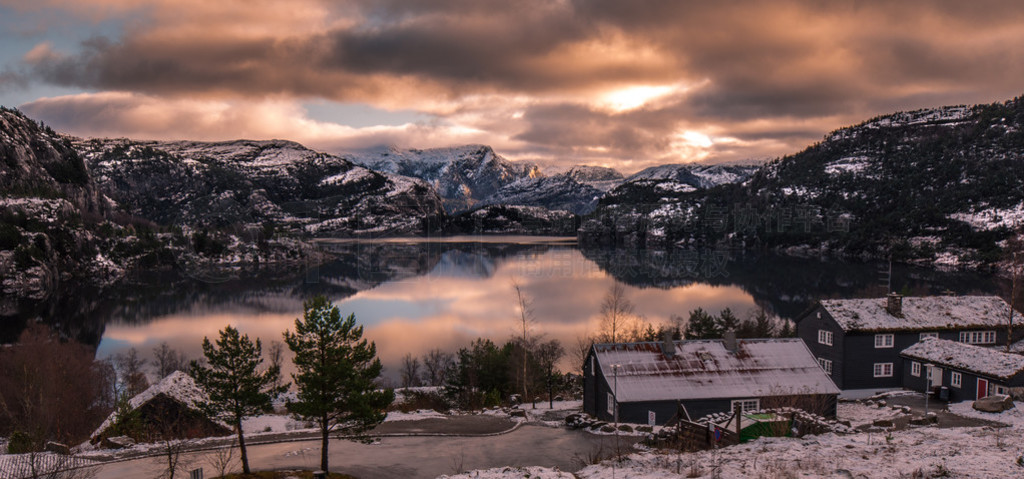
[886,293,903,317]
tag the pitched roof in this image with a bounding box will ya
[91,371,211,440]
[900,338,1024,380]
[590,338,839,403]
[819,295,1012,332]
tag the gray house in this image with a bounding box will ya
[900,338,1024,402]
[582,337,839,425]
[796,294,1019,390]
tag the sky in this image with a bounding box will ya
[2,1,1024,173]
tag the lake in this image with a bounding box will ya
[18,236,1013,383]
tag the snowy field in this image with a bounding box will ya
[442,425,1024,478]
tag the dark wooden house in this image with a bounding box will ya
[582,337,839,425]
[796,294,1020,391]
[91,371,229,446]
[900,337,1024,402]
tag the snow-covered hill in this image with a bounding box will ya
[344,144,540,213]
[79,138,445,237]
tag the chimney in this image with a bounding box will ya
[723,330,738,353]
[886,293,903,317]
[662,331,676,358]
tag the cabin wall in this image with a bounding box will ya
[797,306,846,388]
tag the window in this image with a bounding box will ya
[873,363,893,377]
[959,331,996,344]
[818,330,833,346]
[995,385,1009,396]
[911,362,921,377]
[818,358,833,375]
[731,399,760,413]
[951,372,962,388]
[874,334,894,348]
[607,392,614,415]
[919,332,938,340]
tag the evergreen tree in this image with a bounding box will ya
[717,308,740,332]
[283,296,394,473]
[190,325,286,475]
[684,308,721,339]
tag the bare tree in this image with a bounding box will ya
[114,348,149,397]
[534,339,565,408]
[153,438,196,479]
[420,349,455,386]
[512,278,535,403]
[267,340,286,392]
[599,283,635,343]
[17,451,99,479]
[400,353,422,388]
[0,324,113,449]
[570,334,594,375]
[204,441,239,478]
[152,343,188,380]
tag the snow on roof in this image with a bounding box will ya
[591,339,839,403]
[819,295,1012,332]
[900,338,1024,379]
[91,371,211,440]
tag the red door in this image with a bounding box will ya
[977,378,989,400]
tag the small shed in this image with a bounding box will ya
[900,338,1024,402]
[582,338,840,425]
[91,371,230,446]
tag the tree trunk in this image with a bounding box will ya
[238,418,250,474]
[320,415,330,472]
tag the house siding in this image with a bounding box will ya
[900,356,1024,403]
[798,300,1020,391]
[797,306,846,388]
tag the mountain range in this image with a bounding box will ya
[4,94,1024,305]
[581,98,1024,269]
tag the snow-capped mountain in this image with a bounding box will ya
[79,138,445,236]
[626,163,761,191]
[344,144,540,212]
[479,175,603,215]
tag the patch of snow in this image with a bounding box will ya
[949,203,1024,231]
[824,156,872,176]
[384,410,449,422]
[821,295,1011,332]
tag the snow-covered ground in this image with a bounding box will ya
[445,424,1024,478]
[836,401,909,428]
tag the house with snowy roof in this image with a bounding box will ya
[900,337,1024,402]
[582,337,840,425]
[91,371,230,446]
[796,294,1021,390]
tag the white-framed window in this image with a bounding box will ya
[911,362,921,377]
[919,332,938,340]
[818,330,833,346]
[731,399,760,413]
[951,371,962,388]
[607,392,614,415]
[874,334,894,348]
[995,385,1009,395]
[873,362,894,377]
[959,331,996,344]
[818,358,833,375]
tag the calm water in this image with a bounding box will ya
[26,237,1011,383]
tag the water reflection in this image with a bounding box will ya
[12,239,1011,383]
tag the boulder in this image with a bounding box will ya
[44,441,70,455]
[102,435,136,449]
[973,394,1015,413]
[509,409,527,418]
[872,419,895,428]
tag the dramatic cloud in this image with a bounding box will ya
[6,0,1024,171]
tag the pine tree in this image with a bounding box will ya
[283,296,394,473]
[684,308,722,339]
[190,325,286,475]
